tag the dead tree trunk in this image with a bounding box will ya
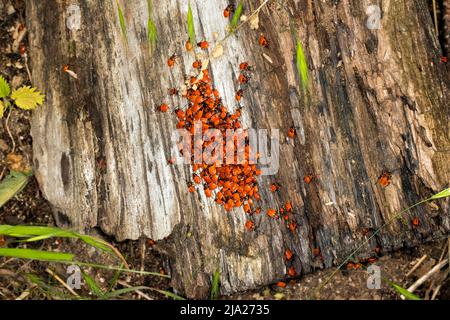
[26,0,449,297]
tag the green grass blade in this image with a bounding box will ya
[116,0,127,39]
[296,39,309,92]
[82,270,105,298]
[147,0,158,51]
[0,171,29,209]
[210,268,220,300]
[103,286,149,299]
[0,225,113,254]
[147,18,158,47]
[108,264,123,292]
[0,248,74,262]
[187,1,196,48]
[150,288,186,300]
[390,282,421,300]
[230,1,243,30]
[430,187,450,200]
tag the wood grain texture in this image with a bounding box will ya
[26,0,449,297]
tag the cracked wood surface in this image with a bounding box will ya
[27,0,449,297]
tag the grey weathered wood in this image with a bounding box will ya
[26,0,449,297]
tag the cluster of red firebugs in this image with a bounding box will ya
[158,4,308,282]
[157,2,419,285]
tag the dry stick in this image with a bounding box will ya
[406,259,448,294]
[140,238,146,272]
[117,280,153,300]
[5,108,16,153]
[45,268,80,297]
[431,284,442,300]
[406,254,428,277]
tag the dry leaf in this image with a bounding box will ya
[240,15,248,22]
[249,13,260,30]
[211,44,224,59]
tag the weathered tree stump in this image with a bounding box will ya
[26,0,449,297]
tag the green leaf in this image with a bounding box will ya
[230,1,243,30]
[390,282,422,300]
[430,188,450,200]
[116,0,127,39]
[82,270,105,298]
[187,1,196,48]
[0,171,29,209]
[10,86,45,110]
[210,268,221,300]
[0,248,74,262]
[0,75,10,98]
[0,100,5,119]
[296,39,309,92]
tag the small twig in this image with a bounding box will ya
[447,237,450,274]
[5,108,16,153]
[431,284,442,300]
[15,290,31,300]
[23,54,32,84]
[45,268,80,297]
[406,254,428,277]
[140,238,146,272]
[117,280,153,300]
[406,260,448,294]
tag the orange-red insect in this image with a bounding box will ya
[147,239,156,246]
[441,56,448,64]
[285,201,293,212]
[193,60,202,69]
[197,41,209,49]
[276,281,286,288]
[267,208,277,218]
[185,40,193,51]
[238,74,249,84]
[19,44,26,56]
[287,266,297,277]
[270,183,280,192]
[168,88,179,95]
[167,158,176,165]
[287,127,296,139]
[303,175,313,184]
[412,217,420,227]
[245,220,255,231]
[235,89,243,102]
[289,221,297,231]
[188,183,196,193]
[378,171,392,187]
[223,4,235,18]
[159,103,169,112]
[258,35,269,48]
[167,54,177,67]
[239,62,254,71]
[285,249,293,261]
